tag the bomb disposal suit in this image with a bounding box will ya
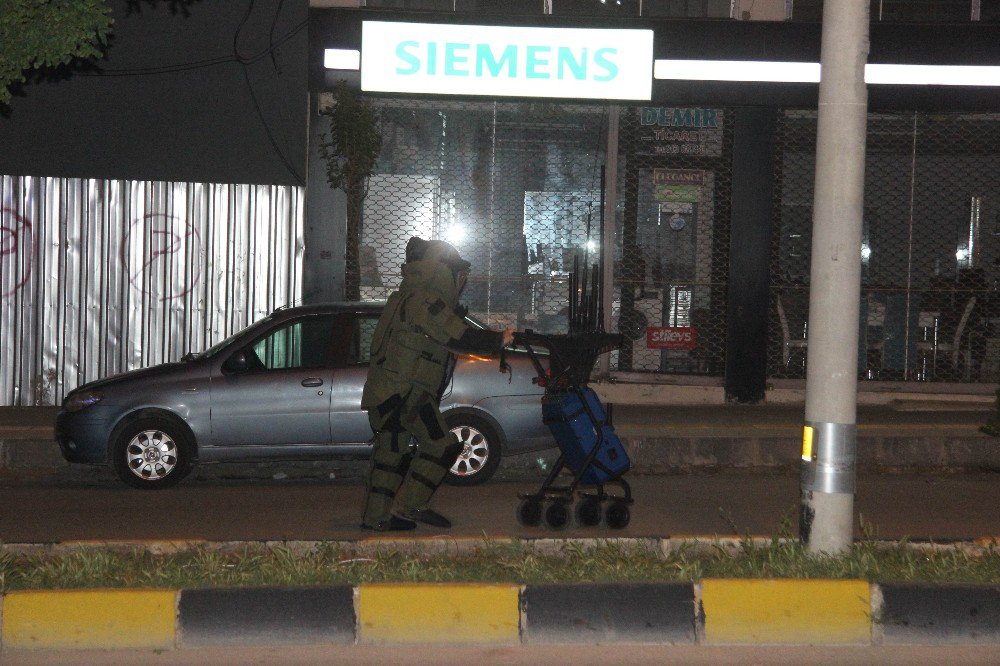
[361,238,504,530]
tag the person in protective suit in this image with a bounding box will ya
[361,237,514,531]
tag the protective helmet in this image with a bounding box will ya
[405,236,430,263]
[405,236,471,274]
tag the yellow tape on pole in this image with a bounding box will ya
[802,425,814,461]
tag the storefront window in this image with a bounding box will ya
[795,1,988,22]
[364,0,546,12]
[550,0,641,17]
[771,111,1000,383]
[363,0,457,10]
[359,98,609,337]
[455,0,546,12]
[641,0,731,17]
[873,0,980,22]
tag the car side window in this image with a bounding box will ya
[327,313,358,368]
[249,315,337,371]
[334,313,378,368]
[354,315,378,365]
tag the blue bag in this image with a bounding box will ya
[542,387,630,484]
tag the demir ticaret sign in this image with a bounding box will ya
[360,21,653,101]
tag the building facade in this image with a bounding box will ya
[308,2,1000,402]
[1,0,998,404]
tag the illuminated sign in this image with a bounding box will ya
[638,108,724,157]
[654,169,705,203]
[360,21,653,100]
[646,326,697,350]
[654,59,1000,87]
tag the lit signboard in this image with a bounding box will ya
[360,21,653,101]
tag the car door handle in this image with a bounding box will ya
[301,377,324,387]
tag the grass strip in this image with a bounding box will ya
[2,534,1000,591]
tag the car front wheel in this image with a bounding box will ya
[112,417,193,490]
[443,413,502,486]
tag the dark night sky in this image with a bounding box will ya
[0,0,307,186]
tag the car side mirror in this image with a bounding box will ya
[223,351,249,374]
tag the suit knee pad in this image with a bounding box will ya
[418,402,446,441]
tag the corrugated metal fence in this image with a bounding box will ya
[1,176,303,406]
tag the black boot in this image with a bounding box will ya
[361,515,417,531]
[400,508,452,529]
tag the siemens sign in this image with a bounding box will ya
[360,21,653,101]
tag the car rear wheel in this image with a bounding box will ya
[443,413,502,486]
[112,417,193,490]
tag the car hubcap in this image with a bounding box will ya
[126,429,178,481]
[449,424,489,478]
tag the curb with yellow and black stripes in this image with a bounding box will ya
[3,580,1000,650]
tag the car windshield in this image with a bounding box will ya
[198,314,277,360]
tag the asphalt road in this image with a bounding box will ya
[2,468,999,542]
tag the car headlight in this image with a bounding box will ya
[63,390,105,412]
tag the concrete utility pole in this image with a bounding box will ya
[800,0,870,554]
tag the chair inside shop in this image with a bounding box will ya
[864,295,887,378]
[915,296,977,380]
[776,295,808,370]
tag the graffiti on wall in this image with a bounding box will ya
[121,213,202,301]
[1,208,32,298]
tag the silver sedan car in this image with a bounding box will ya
[56,303,552,489]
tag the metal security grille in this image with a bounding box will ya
[771,111,1000,384]
[610,106,734,375]
[360,98,609,335]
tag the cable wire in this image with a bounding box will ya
[235,0,304,185]
[240,61,304,185]
[77,17,306,77]
[74,1,308,184]
[268,0,287,75]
